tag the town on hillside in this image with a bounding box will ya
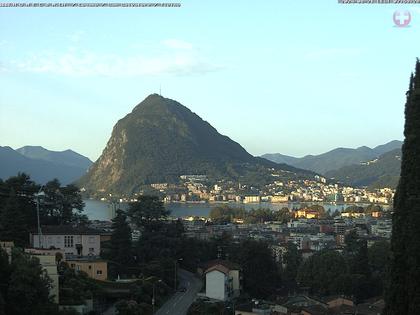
[94,174,394,206]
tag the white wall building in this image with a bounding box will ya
[205,261,240,301]
[30,226,101,257]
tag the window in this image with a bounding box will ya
[89,236,95,243]
[64,236,74,248]
[88,265,92,270]
[97,270,102,275]
[89,247,94,252]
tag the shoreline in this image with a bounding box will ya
[86,198,392,207]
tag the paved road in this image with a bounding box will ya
[155,269,202,315]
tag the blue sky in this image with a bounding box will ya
[1,0,419,161]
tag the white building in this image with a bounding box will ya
[243,196,260,203]
[205,261,240,301]
[30,226,101,257]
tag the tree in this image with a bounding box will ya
[0,249,11,306]
[108,209,133,278]
[344,230,360,254]
[274,207,291,223]
[0,174,38,247]
[127,196,170,232]
[41,179,86,225]
[59,262,102,306]
[384,59,420,314]
[229,240,280,298]
[115,300,142,315]
[6,249,57,315]
[364,204,382,216]
[0,175,86,247]
[283,242,302,286]
[297,250,348,297]
[369,241,391,298]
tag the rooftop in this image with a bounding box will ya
[32,225,102,236]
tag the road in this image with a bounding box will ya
[155,269,202,315]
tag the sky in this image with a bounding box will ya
[1,0,420,162]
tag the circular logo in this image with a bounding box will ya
[393,10,411,28]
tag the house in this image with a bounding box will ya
[30,225,101,257]
[25,248,63,304]
[66,257,108,281]
[282,295,327,310]
[0,241,14,263]
[204,260,240,301]
[295,209,318,219]
[235,300,288,315]
[324,295,355,314]
[324,295,354,308]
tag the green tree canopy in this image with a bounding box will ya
[4,249,57,315]
[0,174,38,247]
[127,196,170,232]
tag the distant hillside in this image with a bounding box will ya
[260,153,299,166]
[325,148,402,189]
[0,146,92,184]
[78,94,316,195]
[17,146,92,169]
[262,140,402,174]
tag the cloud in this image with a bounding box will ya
[5,40,222,77]
[162,39,193,50]
[67,30,86,43]
[304,48,362,60]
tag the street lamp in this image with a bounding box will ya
[35,186,45,248]
[174,258,183,291]
[152,279,162,314]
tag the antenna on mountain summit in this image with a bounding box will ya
[159,84,162,96]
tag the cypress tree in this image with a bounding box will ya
[384,59,420,314]
[109,209,133,277]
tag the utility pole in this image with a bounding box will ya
[36,186,44,248]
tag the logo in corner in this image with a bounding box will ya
[393,10,411,28]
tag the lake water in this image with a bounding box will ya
[83,199,385,221]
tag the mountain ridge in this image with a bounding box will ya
[261,140,403,175]
[78,94,316,195]
[325,148,402,189]
[0,146,92,184]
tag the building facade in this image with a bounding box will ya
[30,226,101,257]
[204,261,240,301]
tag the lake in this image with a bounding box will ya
[83,199,386,221]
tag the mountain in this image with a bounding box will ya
[17,146,92,169]
[0,146,92,185]
[372,140,403,155]
[260,153,299,166]
[262,140,402,175]
[78,94,316,195]
[325,148,402,189]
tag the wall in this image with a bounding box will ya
[67,260,107,281]
[206,270,226,301]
